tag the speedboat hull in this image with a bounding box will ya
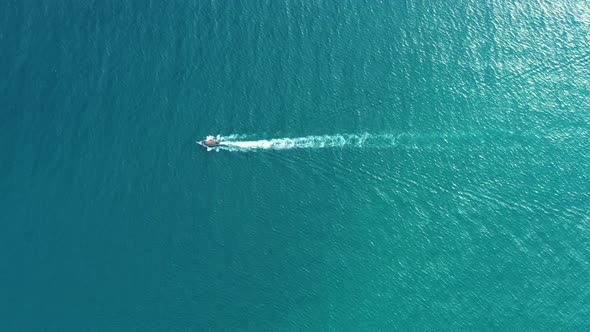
[197,140,223,148]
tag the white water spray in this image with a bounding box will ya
[200,133,404,151]
[197,130,545,152]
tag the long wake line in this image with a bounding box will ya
[199,130,527,151]
[200,133,405,151]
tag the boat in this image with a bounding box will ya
[197,139,223,148]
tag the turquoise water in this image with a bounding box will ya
[2,0,590,330]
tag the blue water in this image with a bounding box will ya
[2,1,590,330]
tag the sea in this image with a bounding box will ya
[1,0,589,330]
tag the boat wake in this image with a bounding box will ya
[200,133,402,151]
[198,128,577,152]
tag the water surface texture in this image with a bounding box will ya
[2,0,590,330]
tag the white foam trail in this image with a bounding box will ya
[208,133,398,151]
[199,130,531,152]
